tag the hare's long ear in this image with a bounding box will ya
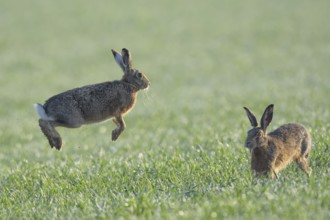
[112,49,125,72]
[260,104,274,132]
[121,48,132,70]
[243,107,258,127]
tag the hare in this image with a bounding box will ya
[243,104,312,178]
[34,48,150,150]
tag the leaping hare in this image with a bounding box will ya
[34,48,150,150]
[243,104,312,178]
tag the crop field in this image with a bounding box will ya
[0,0,329,219]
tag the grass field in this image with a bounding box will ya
[0,0,329,219]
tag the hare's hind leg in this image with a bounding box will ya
[296,157,312,176]
[296,138,312,176]
[51,113,84,128]
[39,119,62,150]
[112,115,126,141]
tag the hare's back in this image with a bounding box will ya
[268,123,309,145]
[44,81,123,123]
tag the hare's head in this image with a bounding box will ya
[243,104,274,150]
[112,48,150,91]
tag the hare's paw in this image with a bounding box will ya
[296,158,312,176]
[112,129,120,141]
[306,167,312,176]
[48,136,62,150]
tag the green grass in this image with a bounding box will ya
[0,0,329,219]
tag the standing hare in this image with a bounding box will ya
[34,48,150,150]
[243,104,312,178]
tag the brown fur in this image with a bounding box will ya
[35,48,150,150]
[244,104,312,178]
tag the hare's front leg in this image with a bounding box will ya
[38,119,62,150]
[270,169,279,179]
[112,115,126,141]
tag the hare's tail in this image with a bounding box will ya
[34,103,54,121]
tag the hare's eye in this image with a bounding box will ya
[135,72,142,79]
